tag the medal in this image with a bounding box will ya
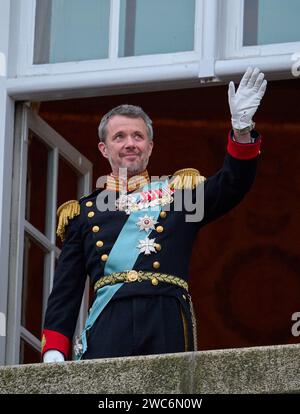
[115,185,174,214]
[137,237,157,255]
[136,215,158,232]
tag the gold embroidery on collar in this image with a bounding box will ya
[106,170,150,192]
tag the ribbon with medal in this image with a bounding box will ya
[74,180,172,359]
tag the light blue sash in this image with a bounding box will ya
[76,180,167,359]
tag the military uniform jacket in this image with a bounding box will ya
[42,132,262,358]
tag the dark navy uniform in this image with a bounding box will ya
[42,132,261,360]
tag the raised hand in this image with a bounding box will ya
[228,67,267,131]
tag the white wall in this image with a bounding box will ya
[0,0,15,365]
[0,0,10,71]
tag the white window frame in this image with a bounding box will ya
[17,0,209,77]
[5,0,217,103]
[5,104,92,365]
[6,0,300,100]
[222,0,300,59]
[213,0,300,79]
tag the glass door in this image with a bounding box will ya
[6,104,93,364]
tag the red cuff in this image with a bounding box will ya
[227,131,262,160]
[41,329,71,359]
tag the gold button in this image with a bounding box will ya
[86,201,93,207]
[88,211,95,218]
[127,270,138,282]
[156,225,164,233]
[155,243,162,252]
[96,240,104,248]
[101,254,108,262]
[153,261,160,269]
[92,225,100,233]
[151,277,159,286]
[160,211,167,218]
[182,294,186,301]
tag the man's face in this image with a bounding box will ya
[98,115,153,176]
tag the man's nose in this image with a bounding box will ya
[124,136,136,147]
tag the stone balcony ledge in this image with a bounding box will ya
[0,344,299,394]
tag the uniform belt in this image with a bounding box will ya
[94,270,188,292]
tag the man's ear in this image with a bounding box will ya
[98,142,108,159]
[148,139,154,156]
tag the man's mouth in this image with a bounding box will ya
[123,154,139,158]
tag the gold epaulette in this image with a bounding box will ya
[56,200,80,242]
[170,168,206,190]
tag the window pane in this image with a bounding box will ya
[20,339,41,364]
[34,0,110,64]
[26,131,49,234]
[244,0,300,46]
[119,0,195,57]
[22,234,46,339]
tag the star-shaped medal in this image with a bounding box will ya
[136,215,158,232]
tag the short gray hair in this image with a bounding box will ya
[98,104,153,142]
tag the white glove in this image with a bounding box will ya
[228,67,267,130]
[43,349,65,363]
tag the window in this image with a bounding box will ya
[243,0,300,46]
[6,106,92,364]
[222,0,300,62]
[16,0,206,81]
[33,0,197,65]
[119,0,195,57]
[34,0,110,63]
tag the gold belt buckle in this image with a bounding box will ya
[126,270,139,282]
